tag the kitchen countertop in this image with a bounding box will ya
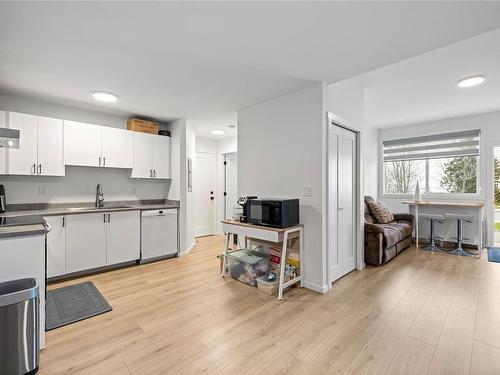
[0,224,48,239]
[0,199,180,218]
[401,200,485,208]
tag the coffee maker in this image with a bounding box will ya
[237,196,257,223]
[0,185,5,213]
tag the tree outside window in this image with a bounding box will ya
[384,155,478,195]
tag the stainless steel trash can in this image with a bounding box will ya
[0,278,39,375]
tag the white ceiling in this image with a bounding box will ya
[358,28,500,129]
[1,2,500,133]
[188,112,238,140]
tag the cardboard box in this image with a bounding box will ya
[127,118,159,134]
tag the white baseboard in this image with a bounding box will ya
[179,241,196,257]
[303,281,330,294]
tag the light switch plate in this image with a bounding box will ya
[303,185,312,197]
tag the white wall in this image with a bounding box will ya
[0,92,172,204]
[238,83,326,292]
[196,137,217,154]
[0,92,130,129]
[324,78,378,198]
[0,168,168,204]
[379,110,500,247]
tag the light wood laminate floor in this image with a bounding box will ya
[41,236,500,374]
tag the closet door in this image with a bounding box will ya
[339,127,356,275]
[328,123,357,284]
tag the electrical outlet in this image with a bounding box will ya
[303,185,312,197]
[38,185,46,195]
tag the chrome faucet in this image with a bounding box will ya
[96,184,104,208]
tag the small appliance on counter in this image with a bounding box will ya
[237,196,257,223]
[247,198,300,228]
[0,185,5,213]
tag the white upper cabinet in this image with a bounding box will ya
[6,112,64,176]
[131,132,153,178]
[101,126,133,169]
[153,134,171,179]
[132,132,170,179]
[8,112,38,175]
[64,120,102,167]
[37,116,64,176]
[64,120,134,169]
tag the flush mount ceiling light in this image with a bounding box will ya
[457,75,485,88]
[93,91,118,103]
[211,129,225,135]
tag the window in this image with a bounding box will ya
[382,130,480,195]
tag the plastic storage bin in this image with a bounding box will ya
[256,276,279,295]
[227,249,269,286]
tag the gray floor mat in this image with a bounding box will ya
[45,281,112,331]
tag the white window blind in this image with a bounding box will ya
[383,129,480,162]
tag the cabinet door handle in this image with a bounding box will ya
[31,163,36,174]
[37,164,42,175]
[153,169,156,178]
[103,157,106,167]
[99,156,102,166]
[108,213,111,222]
[62,217,65,227]
[150,169,152,178]
[104,214,106,223]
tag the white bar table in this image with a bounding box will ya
[221,219,303,301]
[401,200,485,250]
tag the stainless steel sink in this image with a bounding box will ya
[101,204,133,209]
[66,205,132,211]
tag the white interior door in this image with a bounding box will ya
[194,152,216,237]
[224,152,238,219]
[329,123,357,284]
[37,116,64,176]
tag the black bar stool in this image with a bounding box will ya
[444,213,474,256]
[419,213,445,252]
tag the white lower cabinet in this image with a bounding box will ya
[44,215,66,278]
[106,211,140,265]
[66,212,107,273]
[49,210,142,276]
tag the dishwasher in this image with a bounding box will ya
[141,209,178,263]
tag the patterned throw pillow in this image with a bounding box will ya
[367,201,394,224]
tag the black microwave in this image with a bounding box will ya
[247,199,299,228]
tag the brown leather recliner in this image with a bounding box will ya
[364,196,414,266]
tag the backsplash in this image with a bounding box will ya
[0,166,170,204]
